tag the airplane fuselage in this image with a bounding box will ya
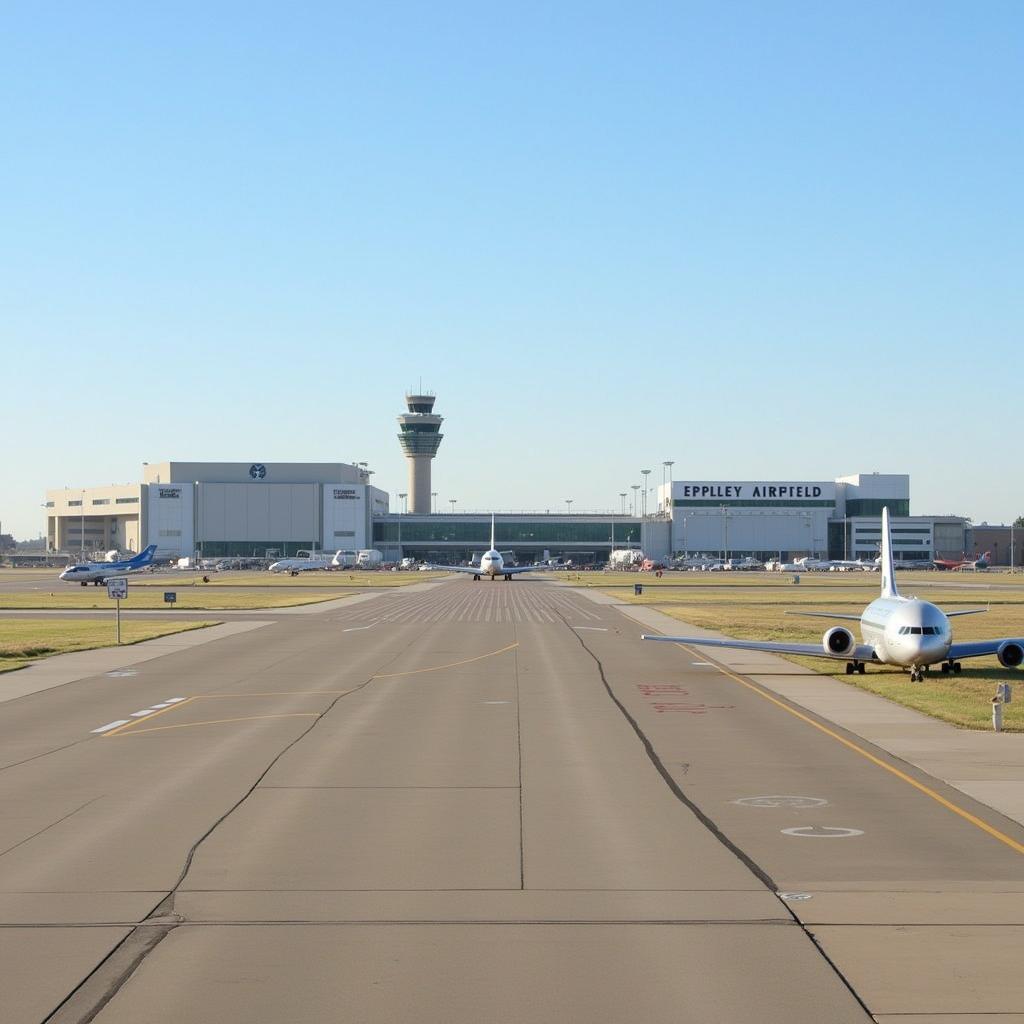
[478,550,504,578]
[859,596,952,669]
[58,565,135,585]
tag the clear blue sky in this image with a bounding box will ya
[2,1,1021,537]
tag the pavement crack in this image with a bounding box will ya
[43,623,435,1024]
[43,921,176,1024]
[552,605,780,891]
[553,604,876,1023]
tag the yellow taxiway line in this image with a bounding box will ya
[103,697,199,737]
[115,713,320,736]
[646,628,1024,857]
[372,642,519,679]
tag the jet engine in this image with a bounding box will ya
[822,626,856,657]
[997,641,1024,668]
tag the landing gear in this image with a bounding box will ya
[845,661,867,676]
[473,574,480,581]
[910,666,929,682]
[504,573,512,581]
[941,660,962,675]
[81,581,88,587]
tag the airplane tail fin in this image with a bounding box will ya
[490,514,496,551]
[131,544,157,566]
[880,506,899,599]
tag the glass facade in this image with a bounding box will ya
[373,520,640,545]
[846,499,910,517]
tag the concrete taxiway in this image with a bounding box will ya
[1,577,1023,1022]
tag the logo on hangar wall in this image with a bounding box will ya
[249,464,267,480]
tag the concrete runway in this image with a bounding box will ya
[3,577,1024,1022]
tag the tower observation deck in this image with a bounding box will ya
[397,392,444,513]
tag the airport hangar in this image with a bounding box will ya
[45,462,390,561]
[46,464,969,567]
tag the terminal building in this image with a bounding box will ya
[42,392,971,567]
[372,513,641,566]
[652,473,969,563]
[46,462,389,560]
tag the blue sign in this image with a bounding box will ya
[164,592,177,603]
[249,464,267,479]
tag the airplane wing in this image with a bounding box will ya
[503,564,548,575]
[945,608,988,618]
[641,634,877,662]
[427,564,482,574]
[947,638,1024,660]
[784,611,862,622]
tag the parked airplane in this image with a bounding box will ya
[934,552,991,571]
[643,508,1023,682]
[268,551,332,575]
[59,545,158,586]
[428,516,547,581]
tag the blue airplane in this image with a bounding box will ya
[59,545,159,586]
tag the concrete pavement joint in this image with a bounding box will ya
[553,604,878,1023]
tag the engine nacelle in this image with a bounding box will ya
[823,626,856,657]
[997,641,1024,669]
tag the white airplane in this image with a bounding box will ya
[428,516,547,581]
[268,551,332,575]
[59,545,158,586]
[643,507,1024,682]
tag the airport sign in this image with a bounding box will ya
[106,578,128,600]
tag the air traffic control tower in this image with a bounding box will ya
[397,392,444,513]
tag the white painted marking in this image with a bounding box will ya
[482,700,511,705]
[91,720,129,733]
[691,661,713,666]
[106,669,137,678]
[778,892,813,901]
[130,710,158,718]
[781,826,864,838]
[342,623,376,632]
[164,697,186,703]
[571,625,607,631]
[734,796,828,809]
[149,703,171,709]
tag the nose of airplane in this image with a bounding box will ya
[908,636,946,664]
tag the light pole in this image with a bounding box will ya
[398,492,407,515]
[565,499,573,515]
[431,491,437,515]
[619,492,627,515]
[396,496,404,560]
[641,469,651,517]
[80,490,85,561]
[631,484,640,518]
[449,499,456,514]
[663,461,674,511]
[720,505,726,561]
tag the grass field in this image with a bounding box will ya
[0,619,217,673]
[0,570,447,610]
[570,570,1024,732]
